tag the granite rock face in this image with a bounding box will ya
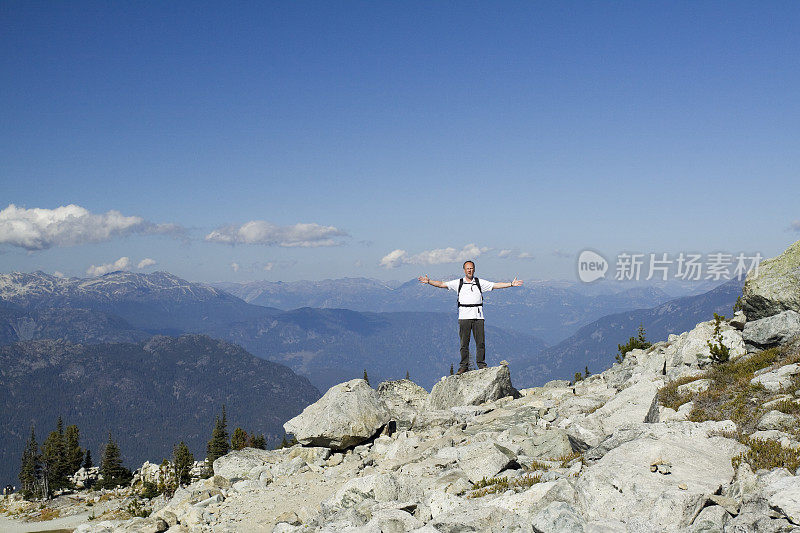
[742,239,800,320]
[427,364,519,410]
[377,378,429,428]
[283,378,391,450]
[742,310,800,350]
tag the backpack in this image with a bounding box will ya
[457,277,483,308]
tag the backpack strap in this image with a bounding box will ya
[457,277,484,308]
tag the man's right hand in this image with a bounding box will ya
[418,275,430,284]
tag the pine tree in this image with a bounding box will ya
[450,363,454,375]
[363,369,369,385]
[405,370,410,380]
[64,424,83,476]
[42,424,67,493]
[231,428,248,451]
[83,449,93,470]
[173,442,194,487]
[19,426,41,499]
[205,406,231,475]
[251,434,266,449]
[99,432,130,488]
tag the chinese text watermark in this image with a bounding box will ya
[577,250,762,283]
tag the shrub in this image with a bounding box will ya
[139,481,161,500]
[615,324,651,364]
[732,436,800,472]
[707,313,731,363]
[658,375,706,411]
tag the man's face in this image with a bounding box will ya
[463,262,475,279]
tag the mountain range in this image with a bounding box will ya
[0,269,741,487]
[212,277,679,344]
[0,335,320,489]
[513,278,744,387]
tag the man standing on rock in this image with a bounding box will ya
[419,261,523,374]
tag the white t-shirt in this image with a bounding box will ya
[445,277,496,320]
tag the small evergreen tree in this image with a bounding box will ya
[615,324,652,363]
[19,426,41,499]
[363,369,370,385]
[231,427,248,451]
[707,313,731,363]
[449,363,454,375]
[275,435,298,449]
[205,406,230,476]
[42,425,67,493]
[83,449,94,470]
[99,432,131,488]
[251,434,266,450]
[64,424,83,476]
[405,370,410,380]
[173,442,194,488]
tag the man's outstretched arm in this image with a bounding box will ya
[418,275,447,288]
[493,277,524,289]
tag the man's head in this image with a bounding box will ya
[463,260,475,280]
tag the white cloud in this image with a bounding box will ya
[53,271,66,278]
[380,244,489,269]
[205,220,347,247]
[137,258,157,269]
[86,257,131,277]
[552,249,571,258]
[380,249,408,268]
[230,262,240,272]
[0,204,182,251]
[263,262,274,271]
[790,220,800,232]
[498,249,534,260]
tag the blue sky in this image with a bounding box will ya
[2,1,799,283]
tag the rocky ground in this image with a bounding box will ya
[8,239,800,533]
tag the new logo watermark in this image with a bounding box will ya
[576,250,762,283]
[577,250,609,282]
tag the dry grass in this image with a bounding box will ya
[659,375,707,411]
[32,507,60,521]
[684,348,787,434]
[525,460,551,472]
[468,473,544,498]
[557,451,584,468]
[732,435,800,472]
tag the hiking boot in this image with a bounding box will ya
[456,366,469,375]
[477,363,487,369]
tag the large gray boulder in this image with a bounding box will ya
[211,447,278,482]
[568,378,661,446]
[763,475,800,525]
[377,379,428,427]
[575,426,745,529]
[742,239,800,320]
[283,379,390,450]
[742,310,800,350]
[426,365,519,410]
[750,362,800,392]
[453,441,518,483]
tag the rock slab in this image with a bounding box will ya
[742,239,800,320]
[284,378,390,450]
[427,365,519,410]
